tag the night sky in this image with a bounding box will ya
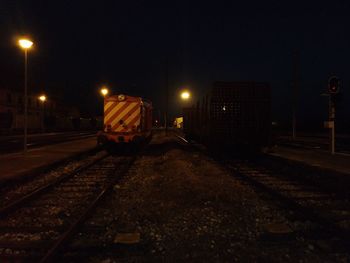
[1,1,349,130]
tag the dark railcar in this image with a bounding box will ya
[183,107,196,140]
[183,81,271,152]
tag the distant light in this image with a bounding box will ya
[181,91,191,100]
[100,87,109,97]
[38,95,46,102]
[222,105,226,111]
[18,39,33,49]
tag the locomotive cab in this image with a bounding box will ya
[97,94,152,146]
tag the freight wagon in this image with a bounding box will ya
[183,81,271,152]
[97,94,152,145]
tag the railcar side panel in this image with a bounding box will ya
[183,81,271,152]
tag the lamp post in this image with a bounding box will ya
[18,38,33,153]
[99,87,109,126]
[38,95,46,133]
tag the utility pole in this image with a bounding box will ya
[18,38,33,153]
[327,76,340,155]
[292,50,299,140]
[24,49,28,152]
[165,58,169,135]
[329,96,335,154]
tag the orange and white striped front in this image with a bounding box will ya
[104,96,141,133]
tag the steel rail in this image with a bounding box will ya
[0,151,109,218]
[176,135,350,248]
[228,161,350,249]
[39,155,136,263]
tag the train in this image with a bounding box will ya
[97,94,152,146]
[183,81,271,152]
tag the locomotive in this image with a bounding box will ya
[183,81,271,152]
[97,94,152,146]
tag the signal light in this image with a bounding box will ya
[328,76,340,94]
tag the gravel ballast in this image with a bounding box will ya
[87,131,348,262]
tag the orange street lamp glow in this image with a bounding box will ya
[181,91,191,100]
[100,87,109,97]
[39,95,46,102]
[18,37,34,153]
[18,39,33,49]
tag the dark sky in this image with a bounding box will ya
[1,1,349,129]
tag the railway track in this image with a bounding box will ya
[0,148,105,208]
[0,152,136,262]
[226,159,350,252]
[177,134,350,249]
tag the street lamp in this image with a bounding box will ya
[38,95,46,133]
[180,90,191,100]
[39,95,46,102]
[18,38,33,153]
[100,87,109,97]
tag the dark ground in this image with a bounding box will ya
[77,131,349,262]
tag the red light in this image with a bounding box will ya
[328,76,339,94]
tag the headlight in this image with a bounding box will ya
[118,94,126,101]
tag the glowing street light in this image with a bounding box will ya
[19,39,33,49]
[18,38,34,153]
[38,95,46,133]
[100,87,109,97]
[180,90,191,100]
[38,95,46,102]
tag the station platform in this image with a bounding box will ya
[0,137,98,183]
[174,128,350,176]
[268,145,350,175]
